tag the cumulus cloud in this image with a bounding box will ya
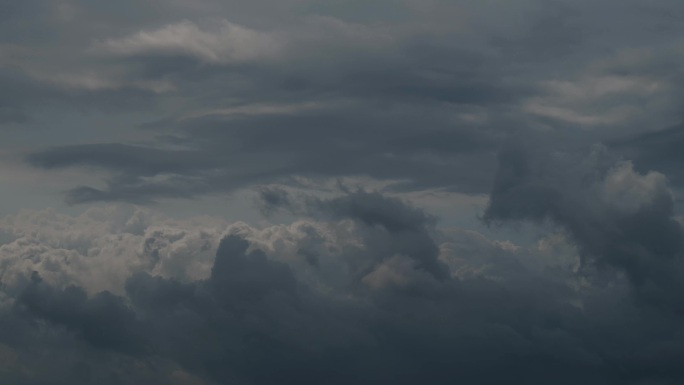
[0,191,682,383]
[0,206,226,294]
[485,143,684,313]
[7,1,684,384]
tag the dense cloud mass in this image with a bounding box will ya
[485,143,684,312]
[0,189,681,384]
[4,0,684,384]
[14,0,684,202]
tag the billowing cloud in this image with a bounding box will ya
[0,206,226,294]
[6,1,684,384]
[485,142,684,313]
[0,192,682,383]
[17,0,684,204]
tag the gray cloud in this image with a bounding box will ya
[20,0,684,203]
[0,194,683,383]
[611,123,684,193]
[27,104,504,203]
[13,1,536,202]
[485,141,684,313]
[7,1,684,384]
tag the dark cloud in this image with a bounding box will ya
[485,141,684,313]
[16,277,144,354]
[18,1,543,203]
[611,123,684,190]
[257,189,449,280]
[0,206,682,383]
[27,104,503,203]
[24,0,684,204]
[20,0,684,204]
[253,185,292,216]
[0,193,682,384]
[8,1,684,384]
[27,143,208,175]
[0,70,160,132]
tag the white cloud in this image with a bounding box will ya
[600,160,670,213]
[524,75,667,127]
[0,203,559,298]
[0,206,227,294]
[96,20,280,64]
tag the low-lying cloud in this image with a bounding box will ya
[0,188,683,384]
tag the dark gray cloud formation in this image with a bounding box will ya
[485,141,684,313]
[612,123,684,192]
[6,1,684,384]
[0,191,683,384]
[16,0,684,203]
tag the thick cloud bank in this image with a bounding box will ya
[5,1,684,383]
[0,188,683,384]
[13,0,684,204]
[485,144,684,313]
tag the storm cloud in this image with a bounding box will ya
[0,193,683,384]
[4,0,684,384]
[15,0,684,203]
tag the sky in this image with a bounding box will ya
[2,0,684,384]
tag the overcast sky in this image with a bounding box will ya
[3,1,684,384]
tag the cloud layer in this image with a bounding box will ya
[9,0,684,203]
[5,1,684,384]
[0,186,682,384]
